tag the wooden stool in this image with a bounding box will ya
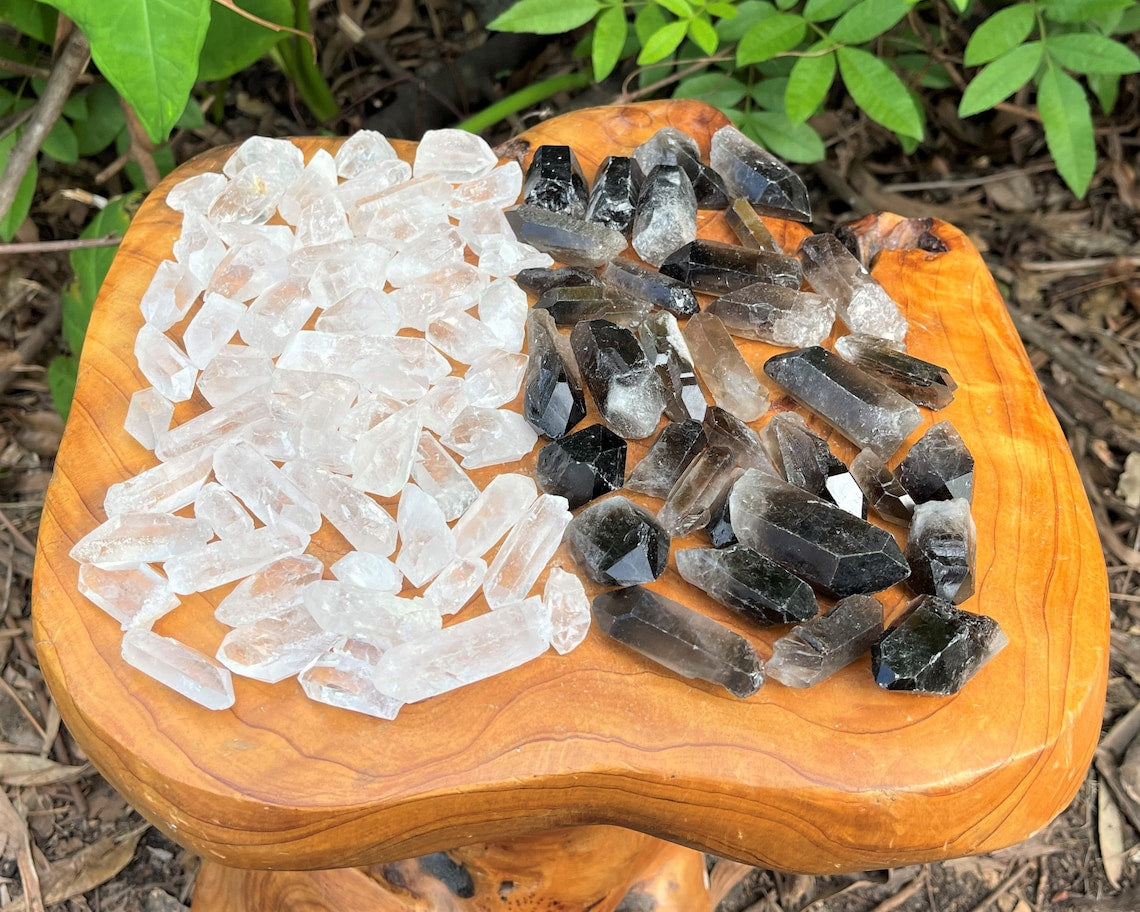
[32,101,1109,912]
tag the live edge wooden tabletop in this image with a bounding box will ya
[32,100,1108,874]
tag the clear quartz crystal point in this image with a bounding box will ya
[155,386,271,461]
[212,438,321,533]
[70,512,213,567]
[300,651,404,720]
[639,311,706,422]
[78,563,179,629]
[283,462,397,556]
[140,260,201,331]
[197,345,274,406]
[396,483,456,587]
[658,445,738,537]
[707,283,835,348]
[465,349,528,408]
[626,420,707,499]
[798,234,907,344]
[183,292,246,369]
[504,204,628,268]
[331,551,402,593]
[478,278,528,352]
[223,136,304,179]
[676,544,818,626]
[372,598,552,704]
[173,211,227,287]
[216,608,340,683]
[592,586,763,698]
[571,319,666,440]
[351,406,422,496]
[835,334,956,409]
[214,554,324,626]
[451,162,523,215]
[683,312,769,422]
[631,165,698,267]
[277,149,338,225]
[413,129,498,181]
[453,473,538,560]
[764,346,922,459]
[906,498,976,603]
[440,406,538,470]
[335,130,398,178]
[194,481,253,539]
[423,557,487,615]
[483,493,572,608]
[103,446,212,516]
[303,580,442,645]
[709,124,811,222]
[121,629,235,710]
[166,172,228,214]
[767,594,884,688]
[426,309,503,365]
[164,523,310,594]
[416,377,470,436]
[544,567,591,654]
[412,431,479,521]
[134,324,197,402]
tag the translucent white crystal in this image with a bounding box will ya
[483,494,572,608]
[212,438,322,532]
[423,557,486,616]
[452,473,537,560]
[386,224,465,287]
[413,129,498,181]
[197,345,274,406]
[140,259,202,331]
[194,481,253,539]
[222,136,305,179]
[103,447,212,515]
[412,432,479,521]
[72,512,213,567]
[276,331,441,401]
[208,240,290,302]
[449,161,522,214]
[441,406,538,469]
[303,580,441,645]
[121,628,234,710]
[390,264,486,331]
[183,292,245,369]
[173,211,228,286]
[166,172,228,214]
[337,160,413,211]
[330,551,402,593]
[287,374,359,475]
[464,349,527,408]
[395,482,456,587]
[282,461,398,556]
[457,204,511,254]
[477,278,528,352]
[239,277,319,357]
[339,391,401,440]
[214,554,323,626]
[426,309,502,365]
[351,406,422,496]
[163,522,309,594]
[134,324,197,402]
[295,194,353,247]
[124,388,174,450]
[415,377,470,436]
[476,235,554,277]
[372,598,551,704]
[78,563,179,629]
[210,157,302,225]
[154,385,270,461]
[215,221,296,252]
[314,287,400,336]
[216,608,339,683]
[299,652,403,720]
[246,414,299,462]
[543,567,591,655]
[277,149,338,225]
[335,130,398,178]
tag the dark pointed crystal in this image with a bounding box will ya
[566,496,670,586]
[523,145,588,217]
[897,421,974,503]
[725,199,781,253]
[505,204,627,267]
[850,448,914,526]
[638,311,707,422]
[660,239,803,295]
[602,258,698,318]
[625,420,707,499]
[523,309,586,438]
[872,596,1007,695]
[629,127,729,210]
[703,406,775,473]
[729,469,910,597]
[631,165,698,267]
[905,498,975,603]
[585,155,641,235]
[570,319,666,439]
[676,544,818,626]
[763,346,922,458]
[515,265,601,297]
[835,334,957,409]
[535,284,647,326]
[760,412,866,519]
[592,586,764,697]
[767,595,884,688]
[536,423,627,509]
[658,445,739,538]
[709,124,812,222]
[705,487,737,548]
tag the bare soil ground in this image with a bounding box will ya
[1,3,1139,910]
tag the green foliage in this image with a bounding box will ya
[489,0,1140,197]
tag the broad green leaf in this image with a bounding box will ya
[716,0,774,42]
[1114,5,1140,34]
[0,132,36,241]
[803,0,859,23]
[60,282,88,357]
[964,3,1035,65]
[836,45,922,138]
[958,41,1042,116]
[736,13,805,65]
[44,0,211,142]
[739,109,825,161]
[674,70,748,108]
[72,83,126,155]
[0,0,58,44]
[775,0,799,8]
[895,53,954,89]
[1087,71,1120,113]
[198,0,293,82]
[1046,33,1140,75]
[829,0,911,45]
[636,3,670,43]
[654,0,693,18]
[41,117,78,163]
[592,5,627,81]
[72,192,139,318]
[1038,62,1095,197]
[785,45,836,122]
[751,76,789,110]
[688,16,719,55]
[1044,0,1131,24]
[706,2,738,17]
[637,19,689,64]
[488,0,601,33]
[47,355,77,421]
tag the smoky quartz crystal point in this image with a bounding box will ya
[523,145,589,217]
[850,448,915,526]
[536,423,627,509]
[592,586,764,697]
[707,282,835,349]
[625,419,707,499]
[730,468,910,597]
[709,124,812,222]
[505,204,627,267]
[767,595,884,688]
[799,234,906,344]
[703,406,774,473]
[535,284,647,326]
[761,412,866,519]
[602,258,698,318]
[660,239,803,295]
[836,334,957,409]
[897,421,974,503]
[516,265,601,297]
[872,595,1007,695]
[631,165,698,267]
[705,488,737,548]
[566,495,670,586]
[632,127,729,209]
[570,319,666,439]
[764,346,922,458]
[906,498,976,603]
[523,309,586,438]
[725,199,781,252]
[658,445,738,538]
[638,311,707,422]
[586,155,641,235]
[676,544,818,626]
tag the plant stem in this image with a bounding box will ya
[277,1,338,123]
[456,71,592,134]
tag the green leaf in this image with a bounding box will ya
[47,355,77,421]
[653,0,693,17]
[592,5,627,81]
[0,0,58,44]
[738,109,825,162]
[72,192,139,317]
[706,2,738,17]
[1046,33,1140,75]
[636,3,669,42]
[802,0,859,23]
[72,83,126,155]
[736,13,805,65]
[44,0,211,142]
[1044,0,1131,24]
[41,117,78,163]
[0,132,35,241]
[197,0,293,82]
[716,0,774,42]
[1087,71,1120,113]
[963,3,1035,65]
[836,45,922,138]
[688,15,719,55]
[1038,62,1095,197]
[829,0,911,45]
[674,70,748,108]
[958,41,1042,116]
[1114,5,1140,34]
[774,0,799,8]
[786,45,836,122]
[488,0,602,33]
[895,53,954,89]
[637,18,689,64]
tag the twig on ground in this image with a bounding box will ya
[965,863,1030,912]
[888,162,1056,192]
[865,868,927,912]
[0,301,62,400]
[1093,754,1140,838]
[0,236,121,257]
[0,790,44,912]
[0,29,90,222]
[1021,256,1140,274]
[0,508,35,559]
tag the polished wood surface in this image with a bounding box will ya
[33,101,1107,881]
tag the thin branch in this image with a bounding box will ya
[0,29,90,223]
[0,57,94,84]
[0,235,121,256]
[0,299,62,400]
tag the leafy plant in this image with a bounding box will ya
[489,0,1140,197]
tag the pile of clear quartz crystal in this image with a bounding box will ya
[70,130,595,718]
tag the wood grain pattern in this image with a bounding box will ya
[32,101,1107,878]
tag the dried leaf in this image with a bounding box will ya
[0,754,92,787]
[1116,453,1140,508]
[1098,776,1126,888]
[1121,734,1140,807]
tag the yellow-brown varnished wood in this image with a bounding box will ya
[33,101,1108,891]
